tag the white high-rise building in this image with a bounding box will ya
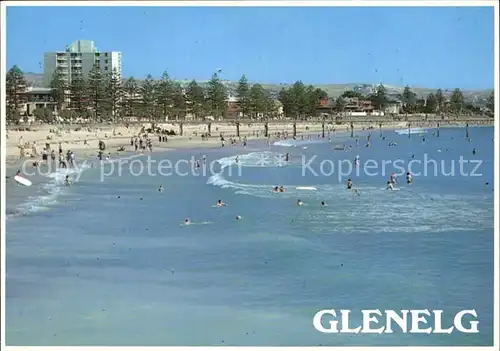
[43,40,122,87]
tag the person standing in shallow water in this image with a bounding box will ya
[347,178,353,189]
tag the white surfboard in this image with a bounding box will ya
[296,186,317,191]
[14,175,32,187]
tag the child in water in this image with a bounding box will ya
[216,200,226,207]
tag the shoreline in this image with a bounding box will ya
[4,120,489,189]
[5,121,491,214]
[7,118,486,168]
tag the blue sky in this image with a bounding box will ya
[6,5,495,90]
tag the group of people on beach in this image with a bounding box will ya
[131,136,153,152]
[220,134,248,148]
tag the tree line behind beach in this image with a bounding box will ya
[6,64,495,125]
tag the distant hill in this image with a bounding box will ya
[24,72,492,106]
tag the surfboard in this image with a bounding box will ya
[14,175,32,187]
[296,186,317,191]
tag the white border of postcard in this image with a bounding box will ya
[1,1,498,350]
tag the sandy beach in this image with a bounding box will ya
[5,119,449,167]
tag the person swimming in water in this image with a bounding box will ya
[278,185,285,193]
[65,175,71,187]
[347,178,353,190]
[321,201,327,206]
[158,185,164,192]
[386,180,394,190]
[185,218,191,225]
[406,172,412,184]
[216,200,226,207]
[472,148,476,155]
[297,199,304,206]
[236,215,242,220]
[272,186,279,192]
[235,156,239,164]
[285,153,290,162]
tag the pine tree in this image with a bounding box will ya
[105,68,123,122]
[249,84,266,118]
[123,77,139,117]
[171,82,186,120]
[278,88,291,117]
[450,88,464,114]
[236,74,250,117]
[186,80,206,119]
[486,91,494,113]
[155,71,173,120]
[435,89,444,114]
[289,81,306,118]
[402,86,417,113]
[370,84,388,111]
[207,72,227,118]
[141,75,157,121]
[70,75,87,115]
[425,93,438,113]
[87,64,106,122]
[6,65,27,123]
[50,66,68,113]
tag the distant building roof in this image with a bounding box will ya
[25,87,53,94]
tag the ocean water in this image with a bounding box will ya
[5,126,495,346]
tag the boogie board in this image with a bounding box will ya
[296,186,317,191]
[14,175,32,187]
